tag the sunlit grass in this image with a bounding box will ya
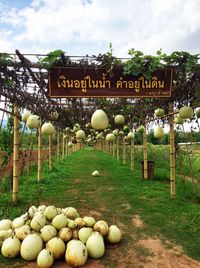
[0,147,200,266]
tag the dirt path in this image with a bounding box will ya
[1,149,200,268]
[20,214,200,268]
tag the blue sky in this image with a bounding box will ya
[1,0,31,9]
[0,0,200,57]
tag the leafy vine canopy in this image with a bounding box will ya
[0,46,200,129]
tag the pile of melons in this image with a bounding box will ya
[0,205,122,267]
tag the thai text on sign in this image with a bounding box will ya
[48,67,172,98]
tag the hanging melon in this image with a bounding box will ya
[179,106,193,119]
[113,129,119,136]
[91,110,109,130]
[114,115,125,125]
[76,130,85,140]
[127,132,134,140]
[123,125,130,134]
[154,108,165,118]
[21,110,31,122]
[96,133,104,140]
[41,122,55,135]
[106,133,115,142]
[73,123,81,132]
[27,115,41,129]
[154,126,165,139]
[137,125,145,133]
[174,115,184,124]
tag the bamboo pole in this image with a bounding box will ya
[143,124,148,179]
[169,103,176,197]
[97,141,100,150]
[13,104,20,203]
[109,142,111,155]
[69,145,72,155]
[57,127,60,163]
[62,134,65,160]
[123,137,126,165]
[65,136,69,157]
[76,143,79,151]
[130,139,134,171]
[103,139,105,152]
[37,126,42,181]
[117,136,120,161]
[105,141,108,153]
[112,140,115,157]
[100,139,102,151]
[49,134,53,171]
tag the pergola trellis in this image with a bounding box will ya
[1,49,200,203]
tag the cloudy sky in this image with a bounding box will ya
[0,0,200,57]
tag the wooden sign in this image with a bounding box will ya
[48,67,172,98]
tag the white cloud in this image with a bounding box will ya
[0,0,200,56]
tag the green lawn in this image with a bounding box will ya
[1,147,200,267]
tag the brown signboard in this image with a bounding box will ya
[48,67,172,98]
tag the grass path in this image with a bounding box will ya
[1,148,200,267]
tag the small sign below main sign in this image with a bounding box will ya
[48,67,172,98]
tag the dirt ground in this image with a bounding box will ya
[1,148,200,268]
[17,214,200,268]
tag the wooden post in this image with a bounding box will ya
[69,145,72,155]
[143,124,148,179]
[169,103,176,197]
[112,140,115,157]
[117,136,120,161]
[49,134,53,171]
[65,136,69,157]
[109,142,111,155]
[13,104,20,203]
[57,127,60,163]
[103,139,105,152]
[62,134,65,160]
[105,141,108,153]
[100,139,102,151]
[130,139,134,171]
[123,137,126,165]
[37,126,42,181]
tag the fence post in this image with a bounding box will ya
[123,137,126,164]
[49,134,53,171]
[143,123,148,179]
[62,133,65,159]
[169,103,176,197]
[57,127,60,163]
[116,136,120,161]
[130,139,134,170]
[13,103,20,203]
[38,126,42,181]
